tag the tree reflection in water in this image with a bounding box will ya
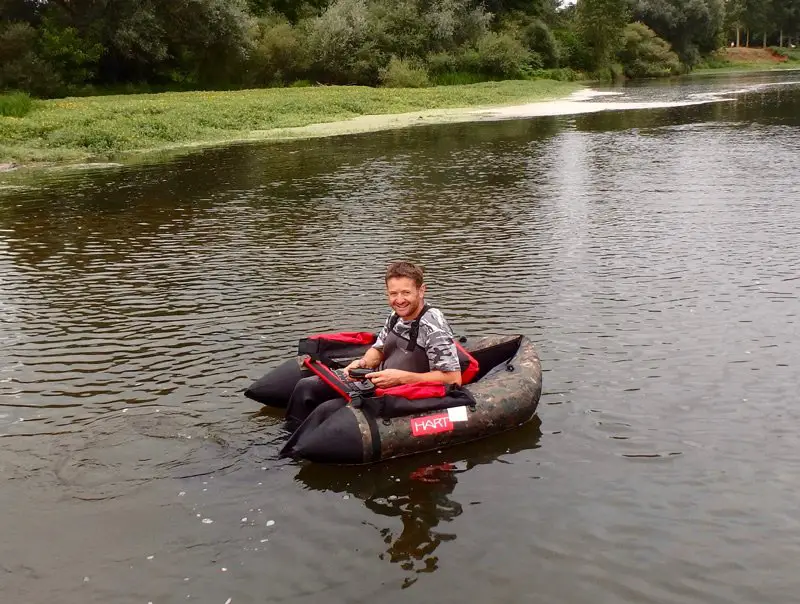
[294,417,541,588]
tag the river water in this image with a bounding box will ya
[1,70,799,604]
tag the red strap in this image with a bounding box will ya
[308,332,376,345]
[455,342,480,385]
[376,382,447,400]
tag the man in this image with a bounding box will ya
[285,261,462,430]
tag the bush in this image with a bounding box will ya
[379,56,430,87]
[38,17,104,87]
[0,22,62,97]
[0,91,33,117]
[522,19,559,68]
[617,23,681,78]
[248,16,310,85]
[469,31,539,78]
[553,28,593,72]
[429,70,486,85]
[527,67,582,81]
[305,0,384,84]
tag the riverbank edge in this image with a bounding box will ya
[0,80,586,176]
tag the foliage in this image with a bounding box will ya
[0,21,62,96]
[38,17,104,87]
[618,22,682,77]
[247,15,310,85]
[0,91,33,117]
[632,0,724,66]
[7,0,796,96]
[466,31,540,78]
[379,56,430,87]
[305,0,379,84]
[577,0,630,70]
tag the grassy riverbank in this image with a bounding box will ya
[0,80,582,168]
[693,47,800,75]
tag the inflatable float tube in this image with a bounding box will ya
[245,334,542,465]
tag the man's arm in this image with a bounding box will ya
[344,346,384,376]
[366,368,461,388]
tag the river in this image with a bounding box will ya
[1,70,799,604]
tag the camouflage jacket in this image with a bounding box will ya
[373,305,461,373]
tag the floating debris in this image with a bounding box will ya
[266,520,275,527]
[241,517,248,522]
[201,518,213,524]
[178,492,186,497]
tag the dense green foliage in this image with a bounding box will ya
[619,22,683,76]
[1,0,798,97]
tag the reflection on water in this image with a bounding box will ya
[296,420,542,589]
[1,72,800,604]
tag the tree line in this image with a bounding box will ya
[0,0,798,97]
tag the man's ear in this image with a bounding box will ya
[419,284,427,297]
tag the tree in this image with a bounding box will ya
[632,0,724,66]
[576,0,630,70]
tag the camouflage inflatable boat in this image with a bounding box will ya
[245,334,542,465]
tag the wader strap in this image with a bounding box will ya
[388,303,431,352]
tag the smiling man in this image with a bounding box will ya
[284,261,462,430]
[345,261,462,388]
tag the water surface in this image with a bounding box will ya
[2,71,800,604]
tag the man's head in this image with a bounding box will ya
[385,261,426,320]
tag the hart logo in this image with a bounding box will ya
[410,413,453,437]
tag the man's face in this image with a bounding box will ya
[386,277,426,320]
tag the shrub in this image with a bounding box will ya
[617,22,681,78]
[527,67,582,81]
[379,56,430,87]
[470,31,539,78]
[305,0,384,84]
[553,28,593,72]
[38,17,104,87]
[0,22,62,97]
[426,50,458,75]
[248,17,310,85]
[0,91,33,117]
[429,70,486,85]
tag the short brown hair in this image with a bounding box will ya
[385,261,424,287]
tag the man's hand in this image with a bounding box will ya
[344,347,383,377]
[365,368,411,388]
[343,358,365,378]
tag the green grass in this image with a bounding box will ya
[0,80,582,166]
[692,47,800,75]
[692,61,800,75]
[0,92,33,118]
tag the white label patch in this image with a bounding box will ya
[447,406,468,423]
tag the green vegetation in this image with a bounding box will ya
[4,0,783,100]
[1,0,798,169]
[694,46,800,73]
[0,79,581,164]
[0,92,33,117]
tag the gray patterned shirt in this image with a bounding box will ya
[373,306,461,373]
